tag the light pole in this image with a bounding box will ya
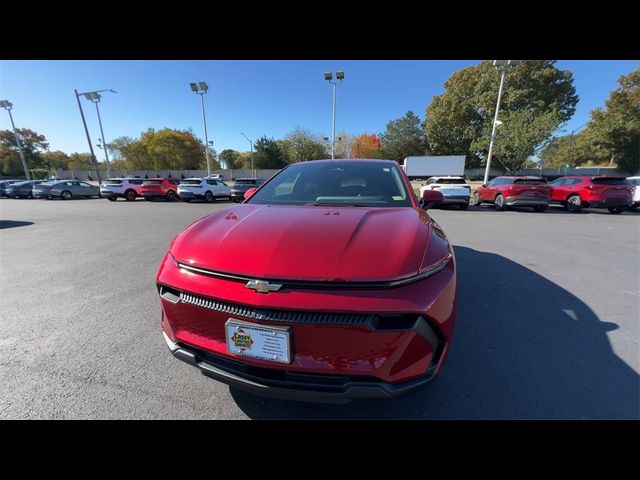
[568,122,587,166]
[324,71,344,159]
[241,133,254,176]
[190,82,211,176]
[483,60,520,185]
[74,89,106,183]
[0,100,31,180]
[80,90,116,178]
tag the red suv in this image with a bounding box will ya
[472,176,551,211]
[156,159,456,402]
[141,178,181,201]
[549,176,633,214]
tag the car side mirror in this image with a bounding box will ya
[421,190,444,210]
[481,184,487,188]
[244,188,258,200]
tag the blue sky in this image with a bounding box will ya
[0,60,636,158]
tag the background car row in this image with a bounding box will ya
[418,175,636,214]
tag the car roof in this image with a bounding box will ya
[234,177,260,181]
[182,177,203,181]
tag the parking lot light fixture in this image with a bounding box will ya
[190,82,211,176]
[483,61,520,185]
[77,89,117,180]
[324,71,345,159]
[0,100,31,180]
[241,133,254,176]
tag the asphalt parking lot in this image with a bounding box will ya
[1,198,638,419]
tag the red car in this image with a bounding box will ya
[156,159,456,402]
[472,176,551,211]
[141,178,181,201]
[549,175,632,214]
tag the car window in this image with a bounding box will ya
[170,180,180,185]
[79,182,92,187]
[180,180,201,185]
[247,161,412,207]
[514,178,547,185]
[550,178,565,186]
[591,177,629,185]
[436,178,466,184]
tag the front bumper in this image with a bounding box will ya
[163,331,436,403]
[505,196,549,207]
[157,250,457,401]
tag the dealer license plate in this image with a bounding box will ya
[225,319,291,364]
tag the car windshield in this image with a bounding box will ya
[180,180,201,185]
[592,177,629,185]
[234,179,256,185]
[246,161,412,207]
[434,178,467,184]
[514,178,547,185]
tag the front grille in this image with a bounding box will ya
[178,290,375,326]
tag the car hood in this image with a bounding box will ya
[171,204,432,282]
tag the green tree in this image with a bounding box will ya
[219,149,244,169]
[587,67,640,174]
[379,111,426,162]
[279,127,328,163]
[0,128,49,174]
[539,132,609,168]
[41,150,70,170]
[108,136,135,161]
[67,153,93,171]
[424,60,578,171]
[253,136,287,169]
[118,128,215,170]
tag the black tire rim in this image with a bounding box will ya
[126,191,136,201]
[167,191,175,200]
[205,192,213,202]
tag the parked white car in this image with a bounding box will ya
[178,177,231,203]
[627,176,640,210]
[419,176,471,209]
[100,178,145,201]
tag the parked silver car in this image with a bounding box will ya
[33,180,101,200]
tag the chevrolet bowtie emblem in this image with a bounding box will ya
[245,280,283,293]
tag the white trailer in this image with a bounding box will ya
[403,156,466,179]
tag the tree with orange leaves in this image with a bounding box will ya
[350,133,381,159]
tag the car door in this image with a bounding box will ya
[549,178,566,201]
[481,178,497,201]
[78,181,97,196]
[217,180,230,196]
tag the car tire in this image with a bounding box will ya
[471,192,481,206]
[628,203,638,211]
[107,197,117,202]
[227,195,232,201]
[61,190,72,200]
[182,198,191,203]
[459,203,469,210]
[608,206,626,214]
[533,205,547,212]
[166,190,176,201]
[144,197,154,201]
[205,191,214,203]
[565,194,582,212]
[494,194,505,211]
[125,190,137,201]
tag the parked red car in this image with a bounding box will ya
[141,178,181,201]
[472,176,551,211]
[156,159,456,402]
[549,176,632,214]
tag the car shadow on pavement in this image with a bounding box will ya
[230,245,639,419]
[0,220,34,229]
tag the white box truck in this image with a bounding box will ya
[403,156,466,179]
